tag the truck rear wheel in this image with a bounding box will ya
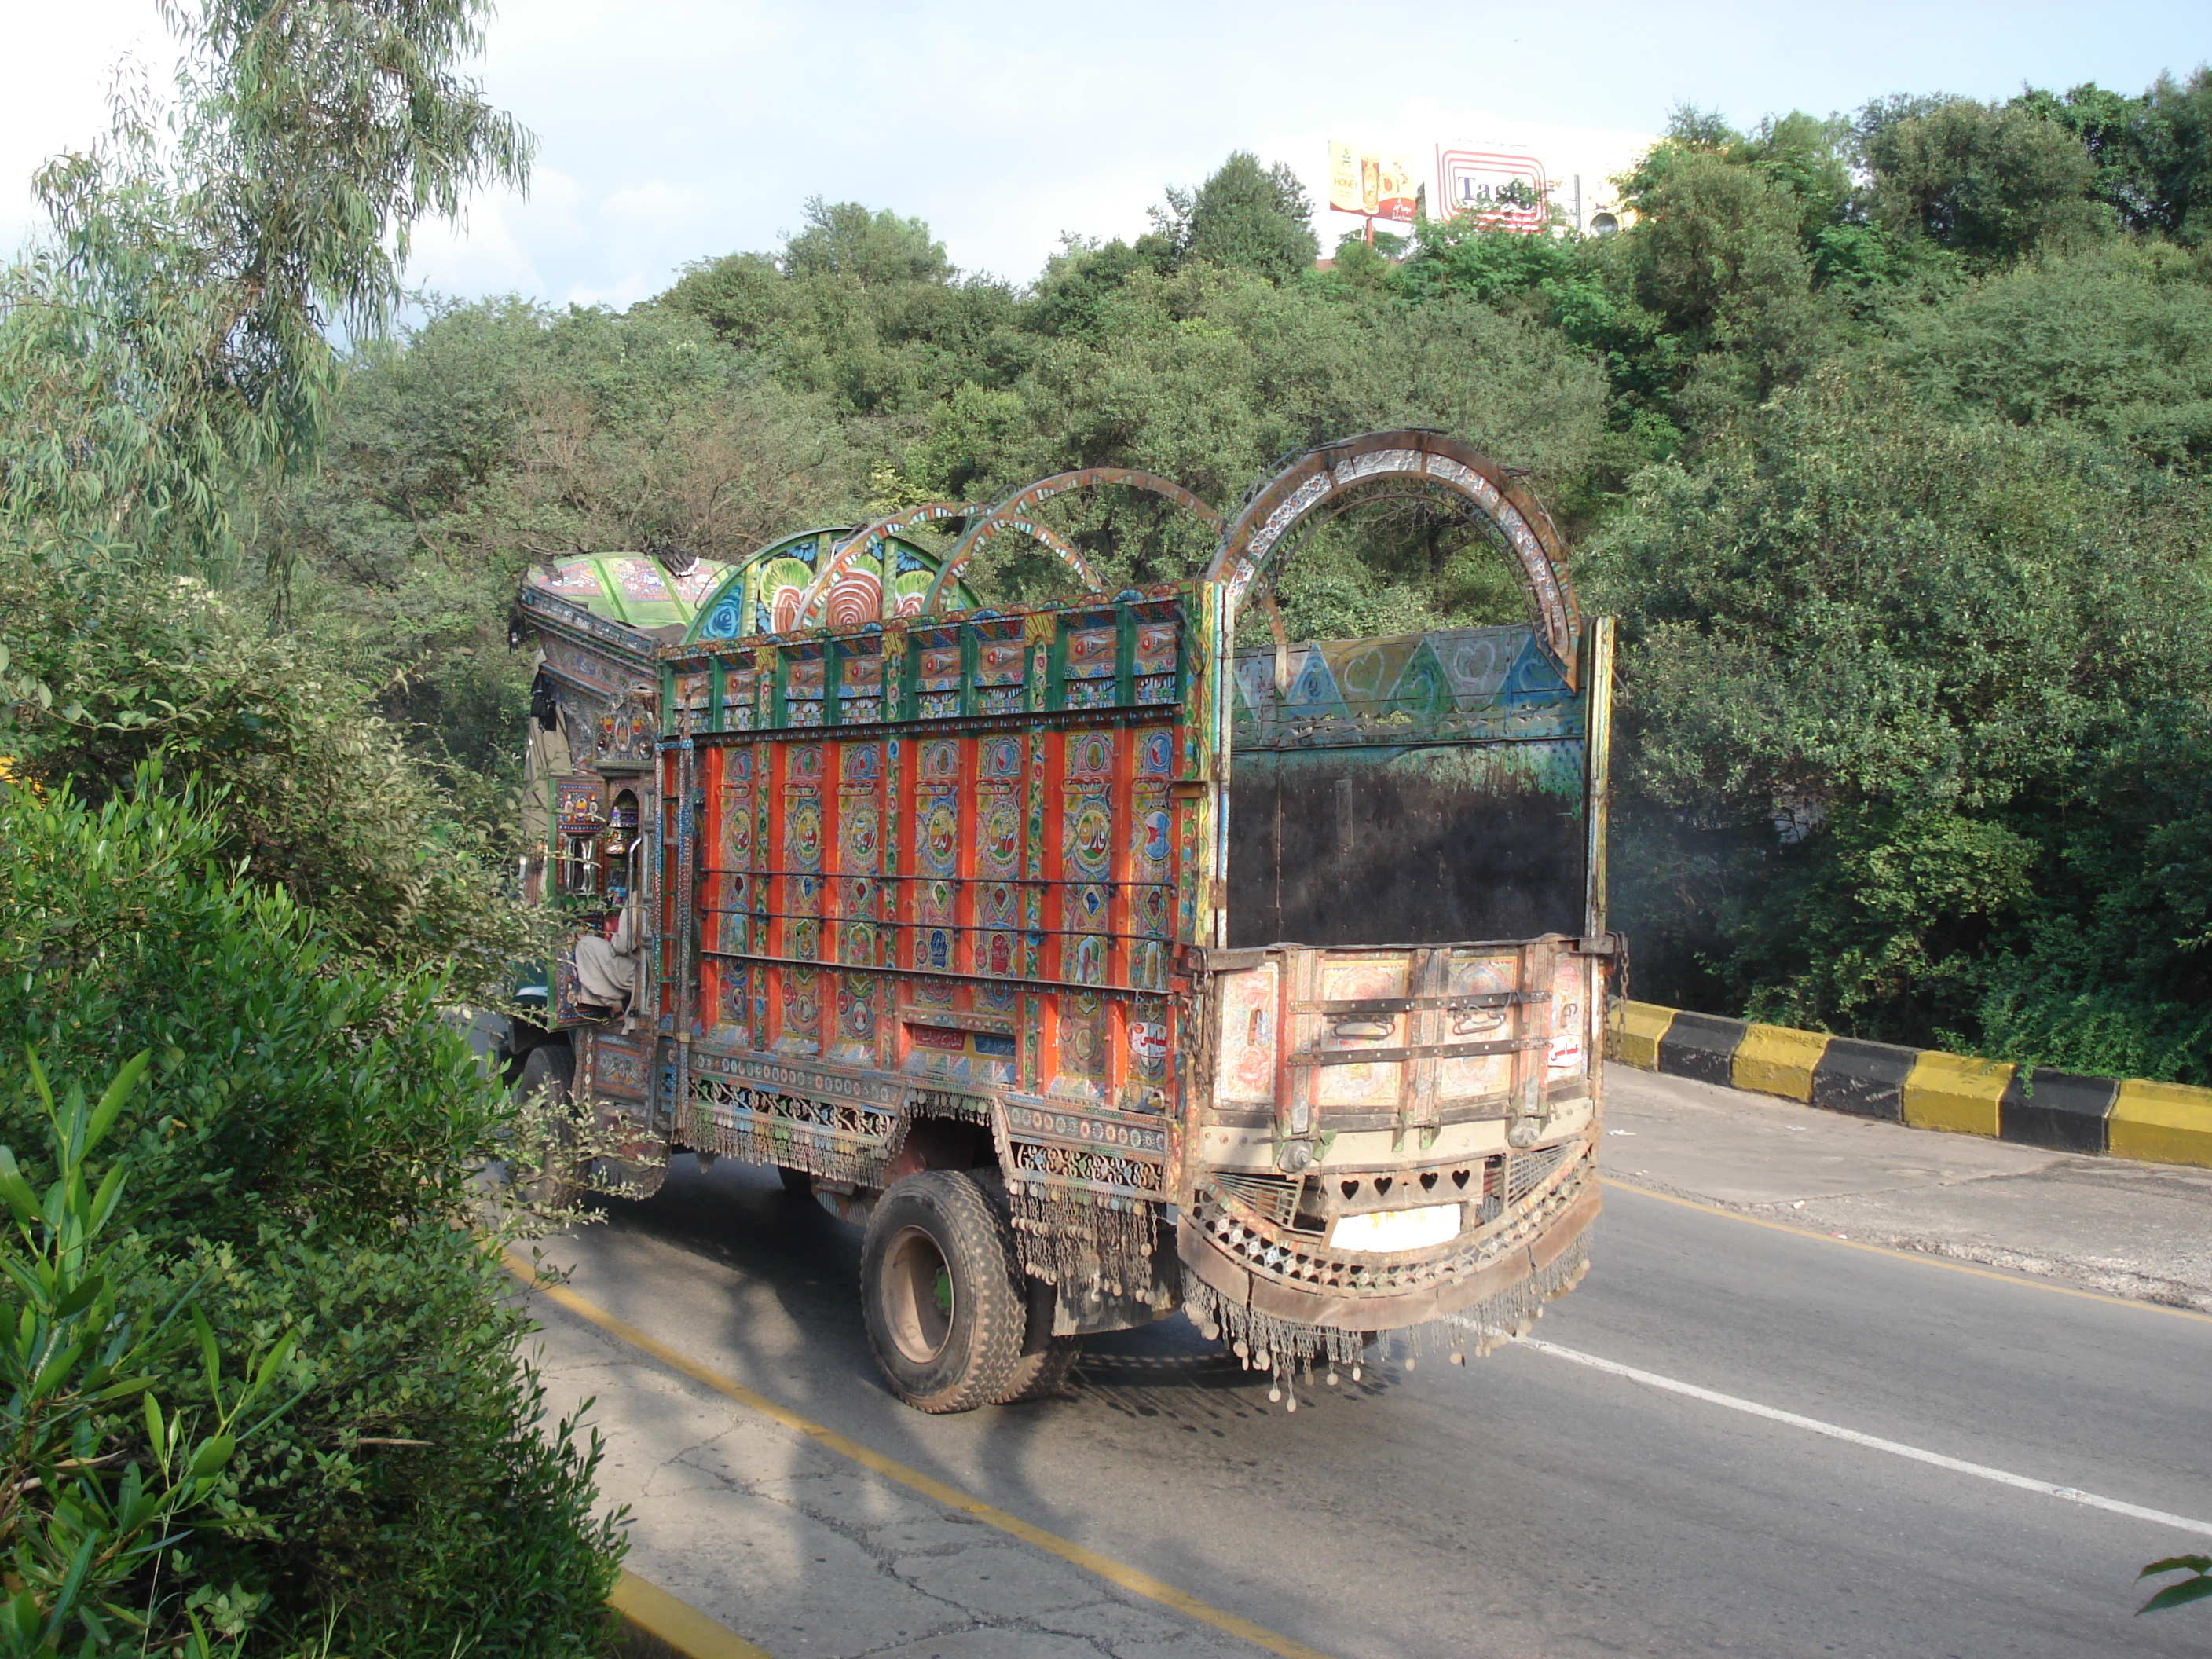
[861,1171,1024,1412]
[512,1042,577,1205]
[990,1277,1079,1405]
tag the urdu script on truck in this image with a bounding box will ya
[508,431,1617,1412]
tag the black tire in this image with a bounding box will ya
[513,1042,577,1204]
[991,1274,1080,1405]
[500,1015,550,1086]
[776,1165,815,1199]
[860,1171,1026,1412]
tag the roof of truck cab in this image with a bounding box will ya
[525,554,732,631]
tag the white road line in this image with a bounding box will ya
[1466,1324,2212,1540]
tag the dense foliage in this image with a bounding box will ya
[0,3,621,1653]
[0,780,621,1654]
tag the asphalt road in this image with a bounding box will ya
[535,1099,2212,1658]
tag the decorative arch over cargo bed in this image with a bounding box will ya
[920,468,1221,614]
[1203,430,1580,688]
[524,552,734,632]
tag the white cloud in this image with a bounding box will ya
[0,0,161,253]
[406,189,547,301]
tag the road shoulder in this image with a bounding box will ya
[522,1278,1273,1659]
[1602,1063,2212,1311]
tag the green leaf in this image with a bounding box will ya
[185,1434,236,1480]
[51,1273,105,1321]
[252,1326,299,1393]
[0,1151,42,1231]
[29,1337,89,1398]
[85,1163,128,1238]
[2140,1576,2212,1615]
[86,1049,150,1151]
[191,1305,219,1397]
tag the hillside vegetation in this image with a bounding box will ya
[0,2,618,1652]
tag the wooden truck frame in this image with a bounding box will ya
[506,430,1615,1412]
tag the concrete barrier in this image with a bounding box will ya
[1731,1023,1828,1103]
[1903,1051,2014,1138]
[2109,1079,2212,1169]
[1998,1067,2118,1155]
[1657,1011,1748,1088]
[1606,1000,2212,1170]
[1611,1001,1675,1071]
[1807,1036,1917,1122]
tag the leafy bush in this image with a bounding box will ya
[0,1052,297,1657]
[0,777,623,1655]
[0,560,541,993]
[1588,371,2212,1062]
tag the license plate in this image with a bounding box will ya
[1328,1203,1462,1254]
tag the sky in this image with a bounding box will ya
[5,0,2207,312]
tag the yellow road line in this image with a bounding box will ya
[610,1570,775,1659]
[504,1251,1339,1659]
[1600,1177,2212,1324]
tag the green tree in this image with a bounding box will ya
[1877,239,2212,472]
[660,250,790,349]
[1861,94,2106,269]
[1588,368,2212,1046]
[0,569,543,984]
[783,197,953,285]
[246,297,864,832]
[0,0,548,992]
[2015,70,2212,243]
[1154,152,1320,284]
[2,0,533,571]
[1024,235,1174,343]
[1624,148,1829,421]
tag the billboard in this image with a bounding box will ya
[1327,140,1417,224]
[1436,146,1551,232]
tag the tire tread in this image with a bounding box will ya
[862,1170,1026,1413]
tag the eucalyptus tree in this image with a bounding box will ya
[0,0,533,572]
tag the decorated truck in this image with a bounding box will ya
[506,430,1617,1412]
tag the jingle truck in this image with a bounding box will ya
[506,430,1616,1412]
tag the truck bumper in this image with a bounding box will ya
[1177,1134,1599,1334]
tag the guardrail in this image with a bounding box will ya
[1607,1002,2212,1169]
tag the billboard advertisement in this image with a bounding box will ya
[1327,140,1417,224]
[1436,146,1551,232]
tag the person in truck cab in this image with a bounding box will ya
[571,885,641,1015]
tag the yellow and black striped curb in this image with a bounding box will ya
[1607,1002,2212,1169]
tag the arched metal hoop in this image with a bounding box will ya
[1204,430,1580,685]
[791,502,982,625]
[921,468,1224,614]
[919,515,1097,615]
